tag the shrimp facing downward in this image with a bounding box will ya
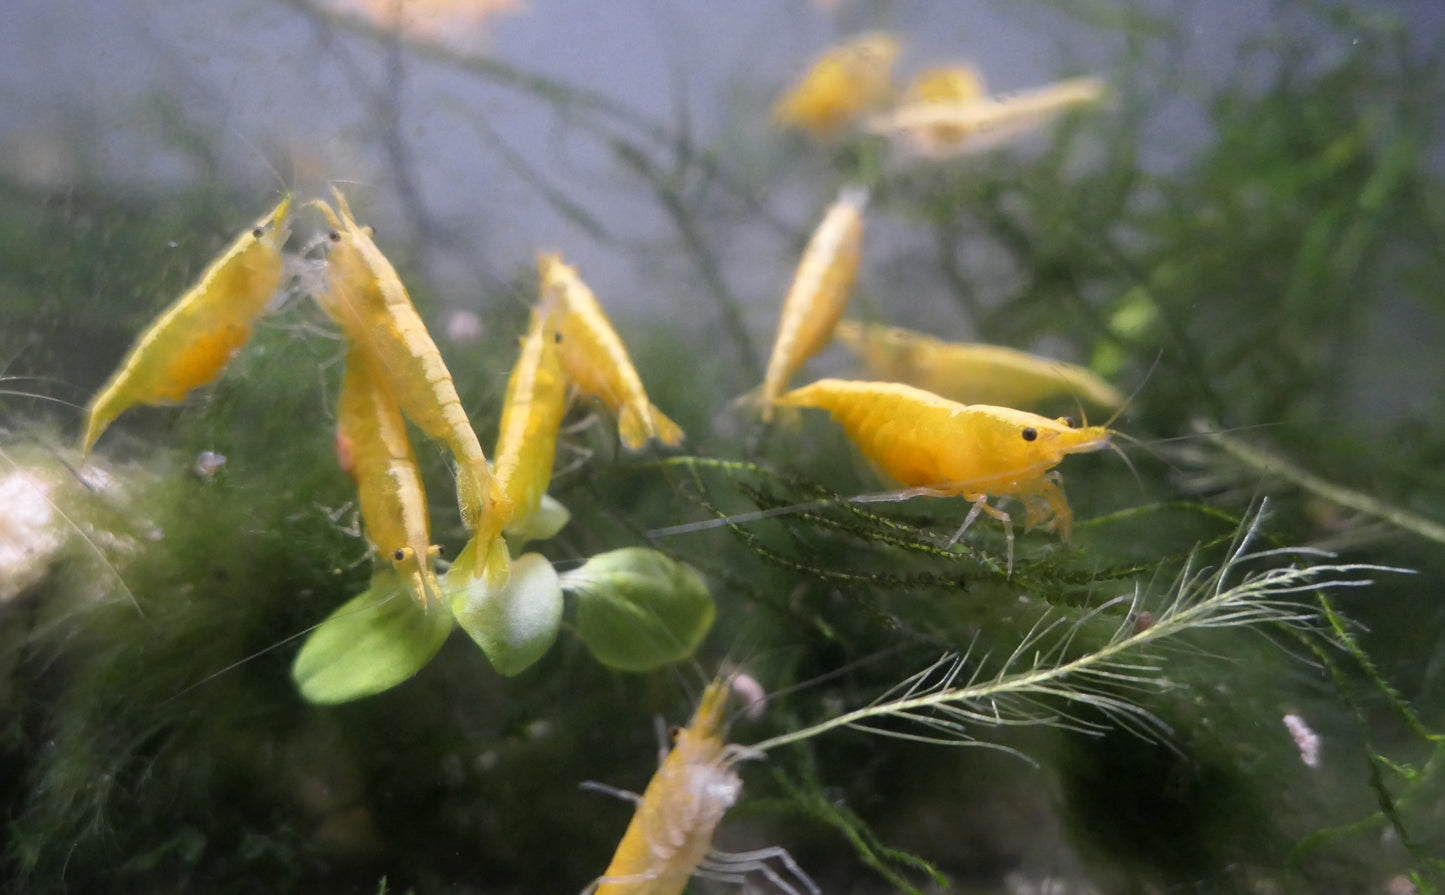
[758,186,868,423]
[335,347,444,608]
[81,194,293,455]
[587,679,818,895]
[538,253,683,451]
[775,379,1112,568]
[311,189,508,535]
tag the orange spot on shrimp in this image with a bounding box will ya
[81,194,293,456]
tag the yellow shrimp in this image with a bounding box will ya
[586,678,817,895]
[538,252,683,451]
[866,75,1105,157]
[310,189,509,534]
[775,379,1112,567]
[81,194,293,456]
[335,347,444,608]
[895,64,989,151]
[834,321,1125,412]
[772,31,901,136]
[492,303,569,538]
[757,185,868,423]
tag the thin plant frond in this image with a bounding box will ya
[751,505,1410,754]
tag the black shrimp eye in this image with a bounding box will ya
[251,227,265,238]
[1021,427,1038,442]
[328,230,341,242]
[434,544,446,558]
[1058,416,1076,429]
[393,548,407,561]
[667,725,682,743]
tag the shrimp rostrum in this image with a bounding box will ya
[585,679,818,895]
[776,378,1113,569]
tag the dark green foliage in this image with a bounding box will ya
[2,1,1443,893]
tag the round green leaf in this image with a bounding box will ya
[449,550,563,676]
[563,547,715,672]
[291,568,454,705]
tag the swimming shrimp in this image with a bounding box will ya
[866,75,1105,158]
[772,31,901,137]
[775,379,1112,568]
[310,189,509,535]
[335,347,444,608]
[492,302,569,541]
[758,186,868,423]
[834,321,1124,412]
[586,678,818,895]
[81,194,293,456]
[538,253,683,451]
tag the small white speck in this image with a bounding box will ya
[1283,713,1321,769]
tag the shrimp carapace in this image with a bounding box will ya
[866,74,1105,157]
[834,320,1124,411]
[81,194,293,455]
[588,678,817,895]
[772,31,902,136]
[757,185,868,422]
[537,252,683,451]
[776,378,1111,564]
[335,347,444,608]
[310,188,509,534]
[492,303,569,539]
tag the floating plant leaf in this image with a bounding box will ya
[503,492,571,546]
[291,567,455,704]
[562,547,715,672]
[449,550,564,676]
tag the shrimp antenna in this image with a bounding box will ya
[164,582,410,702]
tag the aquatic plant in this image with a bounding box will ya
[1,1,1442,893]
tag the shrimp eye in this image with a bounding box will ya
[251,227,265,238]
[435,544,446,558]
[393,548,407,562]
[1021,427,1038,442]
[1058,416,1075,428]
[666,725,682,743]
[328,230,341,242]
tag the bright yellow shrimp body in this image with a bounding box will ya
[81,194,293,455]
[492,304,568,538]
[311,189,508,534]
[538,253,683,451]
[589,679,815,895]
[758,186,868,422]
[775,378,1111,542]
[835,321,1124,412]
[335,347,444,608]
[773,32,901,136]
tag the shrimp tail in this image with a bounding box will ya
[80,395,123,457]
[619,403,685,451]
